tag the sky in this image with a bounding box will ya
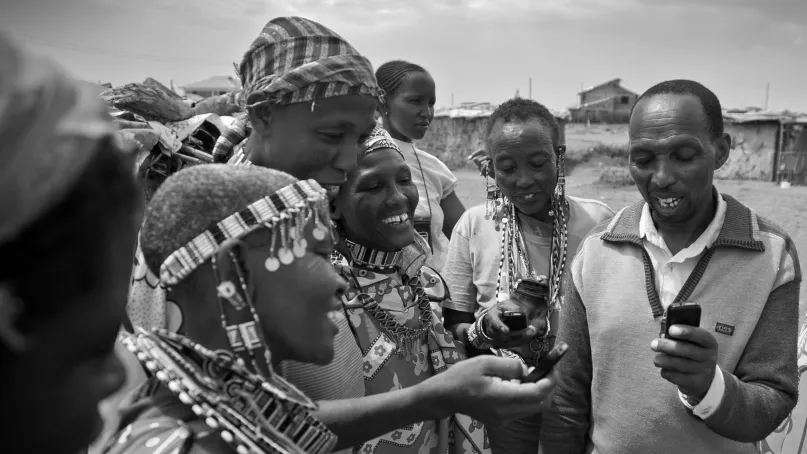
[1,0,806,112]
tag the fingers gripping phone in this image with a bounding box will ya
[501,310,528,331]
[523,342,569,383]
[661,302,702,338]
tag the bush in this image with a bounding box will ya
[566,143,629,175]
[598,166,635,187]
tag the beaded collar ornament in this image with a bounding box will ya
[332,234,432,360]
[488,146,570,361]
[121,328,337,454]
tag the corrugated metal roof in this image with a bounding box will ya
[433,103,570,121]
[723,109,807,124]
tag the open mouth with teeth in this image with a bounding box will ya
[656,197,681,209]
[514,193,540,203]
[381,212,411,225]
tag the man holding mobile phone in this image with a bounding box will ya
[539,80,800,454]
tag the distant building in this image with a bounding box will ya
[720,109,807,184]
[180,76,240,99]
[569,78,638,124]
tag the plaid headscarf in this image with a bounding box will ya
[239,16,383,108]
[0,32,117,246]
[365,126,402,156]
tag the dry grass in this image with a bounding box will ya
[598,165,635,187]
[454,165,807,320]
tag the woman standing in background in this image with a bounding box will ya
[376,60,466,271]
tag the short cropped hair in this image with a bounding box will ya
[633,79,724,140]
[485,97,561,149]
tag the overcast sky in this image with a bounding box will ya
[2,0,805,112]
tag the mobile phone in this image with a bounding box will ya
[523,342,569,382]
[661,302,702,338]
[501,310,528,331]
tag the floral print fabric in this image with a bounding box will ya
[334,256,490,454]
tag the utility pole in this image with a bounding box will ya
[451,92,454,106]
[765,83,770,110]
[529,78,532,99]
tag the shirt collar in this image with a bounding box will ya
[639,188,728,257]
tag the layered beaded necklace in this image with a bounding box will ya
[121,328,337,454]
[489,148,570,361]
[333,238,433,360]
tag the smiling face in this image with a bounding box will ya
[244,222,346,366]
[335,148,419,251]
[488,119,558,218]
[250,94,378,188]
[628,94,730,227]
[383,72,436,141]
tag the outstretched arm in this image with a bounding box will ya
[315,355,558,450]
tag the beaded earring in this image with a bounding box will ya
[483,157,502,223]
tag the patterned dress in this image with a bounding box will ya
[333,237,491,454]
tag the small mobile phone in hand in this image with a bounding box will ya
[501,310,528,331]
[523,342,569,383]
[661,302,701,338]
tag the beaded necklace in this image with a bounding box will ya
[333,239,433,360]
[493,161,570,360]
[121,328,337,454]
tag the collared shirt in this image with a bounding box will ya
[639,189,728,420]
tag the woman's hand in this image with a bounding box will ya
[482,299,537,349]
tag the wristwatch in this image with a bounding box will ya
[467,311,494,350]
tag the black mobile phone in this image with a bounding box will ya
[523,342,569,383]
[661,302,702,338]
[502,310,528,331]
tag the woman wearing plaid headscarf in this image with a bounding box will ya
[127,16,383,335]
[0,33,141,454]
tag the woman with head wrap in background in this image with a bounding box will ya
[327,127,494,453]
[0,33,141,454]
[375,60,466,272]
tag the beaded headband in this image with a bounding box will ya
[365,126,401,156]
[159,179,331,286]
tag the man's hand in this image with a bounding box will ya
[482,300,537,349]
[419,355,557,426]
[650,325,719,400]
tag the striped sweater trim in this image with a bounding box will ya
[600,191,765,252]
